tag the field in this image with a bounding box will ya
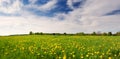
[0,35,120,59]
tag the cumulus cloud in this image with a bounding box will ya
[29,0,38,4]
[26,0,57,12]
[0,0,23,14]
[0,0,120,35]
[67,0,83,9]
[56,0,120,33]
[82,0,120,16]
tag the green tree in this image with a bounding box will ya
[29,31,33,35]
[64,32,67,35]
[76,32,85,36]
[102,32,107,36]
[107,32,112,36]
[116,32,120,36]
[92,32,96,35]
[35,32,39,35]
[52,33,55,35]
[40,32,43,35]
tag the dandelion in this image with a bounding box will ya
[108,57,112,59]
[70,52,72,55]
[63,54,66,59]
[92,48,94,51]
[21,47,25,50]
[62,50,65,53]
[5,52,8,55]
[41,55,44,57]
[13,48,17,51]
[72,54,75,58]
[86,54,89,57]
[91,53,94,55]
[100,55,102,58]
[95,51,99,54]
[44,51,47,54]
[59,56,61,59]
[37,53,40,55]
[81,55,84,59]
[114,54,117,57]
[102,53,105,55]
[53,52,56,55]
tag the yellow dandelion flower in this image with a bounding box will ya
[62,50,65,53]
[81,55,84,58]
[72,54,75,58]
[59,56,61,59]
[86,54,89,57]
[108,57,112,59]
[13,48,16,51]
[100,55,102,58]
[54,52,56,54]
[44,51,47,54]
[95,51,99,54]
[5,52,8,55]
[63,54,66,59]
[102,53,105,55]
[91,53,94,55]
[37,53,40,55]
[41,55,44,57]
[21,47,25,50]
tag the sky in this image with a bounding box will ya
[0,0,120,35]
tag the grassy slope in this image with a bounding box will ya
[0,35,120,59]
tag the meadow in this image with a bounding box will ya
[0,35,120,59]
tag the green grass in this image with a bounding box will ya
[0,35,120,59]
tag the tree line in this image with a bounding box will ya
[29,31,120,36]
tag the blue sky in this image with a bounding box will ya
[0,0,120,35]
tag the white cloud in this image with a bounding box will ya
[29,0,37,4]
[0,0,120,35]
[0,0,23,14]
[38,0,57,11]
[0,16,30,35]
[82,0,120,16]
[26,0,57,12]
[58,0,120,32]
[67,0,82,9]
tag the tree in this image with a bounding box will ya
[52,33,55,35]
[102,32,107,36]
[64,32,67,35]
[76,32,85,35]
[40,32,43,35]
[107,32,112,36]
[116,32,120,36]
[92,32,96,35]
[29,31,33,35]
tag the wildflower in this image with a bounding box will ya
[108,57,112,59]
[21,47,25,50]
[114,54,117,56]
[5,52,8,55]
[95,51,99,54]
[37,53,40,55]
[63,54,66,59]
[44,51,47,54]
[41,55,44,57]
[91,53,94,55]
[102,53,105,55]
[59,56,61,59]
[86,54,89,57]
[81,55,84,59]
[62,50,65,53]
[72,54,75,58]
[13,49,16,51]
[100,55,102,58]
